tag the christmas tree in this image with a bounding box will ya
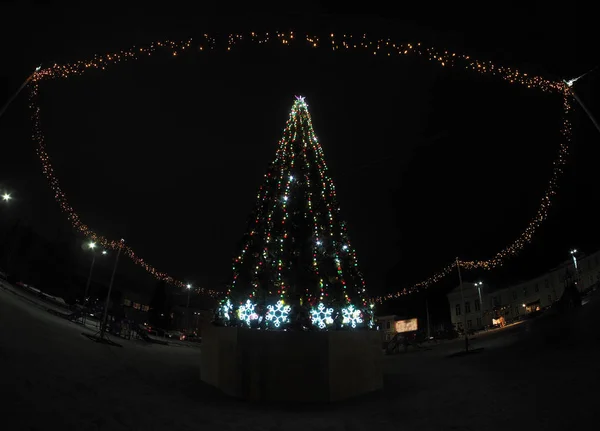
[218,96,374,330]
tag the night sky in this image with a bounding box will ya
[1,5,598,315]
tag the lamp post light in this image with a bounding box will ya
[570,249,578,270]
[186,284,192,332]
[2,193,19,276]
[475,281,484,330]
[570,249,580,290]
[99,239,124,341]
[83,242,97,305]
[83,242,107,306]
[564,77,600,136]
[456,257,469,352]
[0,65,42,121]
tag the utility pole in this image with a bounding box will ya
[456,257,469,352]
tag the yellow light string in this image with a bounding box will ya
[27,32,573,299]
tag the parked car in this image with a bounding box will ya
[166,330,186,341]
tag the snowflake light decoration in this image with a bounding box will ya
[238,299,259,327]
[310,303,334,329]
[221,299,234,321]
[341,305,363,329]
[265,300,291,328]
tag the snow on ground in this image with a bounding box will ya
[1,282,599,431]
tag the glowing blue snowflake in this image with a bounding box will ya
[238,299,259,327]
[220,299,233,321]
[341,305,363,329]
[311,303,334,329]
[266,300,291,328]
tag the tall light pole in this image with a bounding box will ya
[83,242,97,304]
[99,239,124,340]
[2,193,20,275]
[570,249,580,290]
[456,257,469,352]
[565,78,600,136]
[186,284,192,332]
[425,295,431,340]
[83,242,107,305]
[0,65,42,121]
[570,249,578,270]
[475,281,484,330]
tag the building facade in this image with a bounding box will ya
[376,315,399,342]
[447,250,600,332]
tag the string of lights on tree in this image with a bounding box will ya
[218,97,373,330]
[27,31,574,301]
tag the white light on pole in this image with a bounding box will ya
[570,249,578,270]
[475,281,483,330]
[83,242,105,306]
[0,65,42,121]
[564,74,600,136]
[186,284,192,332]
[456,257,469,352]
[2,193,11,202]
[99,239,124,340]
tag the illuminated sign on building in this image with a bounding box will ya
[395,318,418,333]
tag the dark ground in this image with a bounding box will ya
[1,281,598,430]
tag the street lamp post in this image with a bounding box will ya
[456,257,469,352]
[570,249,578,270]
[565,79,600,136]
[475,281,484,331]
[186,284,192,332]
[425,295,431,340]
[83,242,108,305]
[99,239,124,341]
[0,65,42,121]
[83,242,97,304]
[570,249,580,290]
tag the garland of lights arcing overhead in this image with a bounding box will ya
[27,31,573,299]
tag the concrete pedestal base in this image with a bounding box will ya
[200,325,383,402]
